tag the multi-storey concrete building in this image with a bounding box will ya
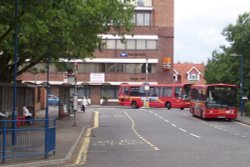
[19,0,174,105]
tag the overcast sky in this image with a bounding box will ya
[174,0,250,64]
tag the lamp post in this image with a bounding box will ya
[231,53,244,116]
[143,59,149,108]
[12,0,19,146]
[73,62,78,126]
[239,54,244,116]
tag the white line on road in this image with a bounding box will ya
[170,123,177,127]
[179,128,187,133]
[190,133,201,138]
[124,111,160,151]
[164,119,169,123]
[148,110,202,139]
[159,116,164,119]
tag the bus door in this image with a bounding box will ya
[183,84,192,100]
[173,87,184,107]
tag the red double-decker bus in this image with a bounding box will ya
[118,83,192,109]
[190,83,238,120]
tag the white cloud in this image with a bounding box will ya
[174,0,250,64]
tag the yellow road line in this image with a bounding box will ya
[124,111,160,151]
[75,112,99,165]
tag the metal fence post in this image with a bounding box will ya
[2,121,7,164]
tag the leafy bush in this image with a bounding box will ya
[245,101,250,116]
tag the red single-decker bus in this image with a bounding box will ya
[118,83,191,109]
[190,83,238,120]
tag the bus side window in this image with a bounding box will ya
[130,87,139,96]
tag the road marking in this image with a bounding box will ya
[179,128,187,133]
[75,112,99,165]
[235,121,250,127]
[148,110,202,139]
[171,123,177,127]
[124,111,160,151]
[190,133,201,138]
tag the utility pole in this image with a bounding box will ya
[73,62,78,126]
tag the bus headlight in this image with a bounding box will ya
[226,110,233,114]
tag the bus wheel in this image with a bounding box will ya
[180,108,184,110]
[131,101,138,109]
[166,102,171,110]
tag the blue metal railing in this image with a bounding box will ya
[0,119,56,163]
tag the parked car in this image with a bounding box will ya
[48,94,60,105]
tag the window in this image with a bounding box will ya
[141,63,152,73]
[106,64,117,73]
[56,63,155,74]
[70,87,90,99]
[175,87,183,99]
[117,40,126,49]
[136,0,152,7]
[136,39,146,50]
[134,12,151,26]
[162,87,173,97]
[106,40,116,49]
[96,64,105,73]
[101,86,119,99]
[188,73,199,81]
[102,38,157,50]
[130,87,140,96]
[173,75,177,81]
[117,64,124,73]
[125,64,136,73]
[146,40,157,49]
[136,13,144,26]
[126,40,136,49]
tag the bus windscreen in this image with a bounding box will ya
[206,86,237,108]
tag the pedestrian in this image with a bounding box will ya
[81,96,88,112]
[22,106,32,125]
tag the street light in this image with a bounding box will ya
[231,53,244,116]
[143,59,149,108]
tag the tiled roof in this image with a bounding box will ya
[174,63,204,74]
[173,63,206,84]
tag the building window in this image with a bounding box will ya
[136,0,152,7]
[146,40,157,49]
[57,63,155,74]
[134,12,151,26]
[188,73,199,81]
[103,39,157,50]
[116,40,126,49]
[136,39,146,50]
[173,75,177,81]
[101,85,119,99]
[106,40,116,49]
[126,40,136,50]
[70,86,90,99]
[106,63,117,73]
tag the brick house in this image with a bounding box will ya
[18,0,174,105]
[173,63,206,84]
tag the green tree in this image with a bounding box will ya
[0,0,135,82]
[205,12,250,98]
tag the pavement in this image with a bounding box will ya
[2,106,250,167]
[3,106,95,167]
